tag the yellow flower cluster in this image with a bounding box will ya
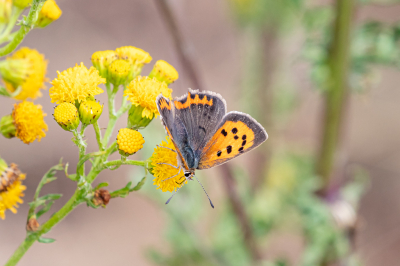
[124,76,172,119]
[36,0,62,28]
[115,46,152,65]
[53,102,80,131]
[12,101,48,144]
[117,128,145,156]
[49,63,105,104]
[0,162,26,220]
[151,137,186,192]
[3,47,47,101]
[149,60,179,85]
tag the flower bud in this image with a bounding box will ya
[53,102,80,131]
[0,114,15,139]
[92,189,111,207]
[91,50,118,79]
[108,59,132,86]
[78,100,103,125]
[115,46,151,78]
[127,105,153,130]
[0,0,12,23]
[26,217,40,232]
[117,128,145,156]
[148,60,179,85]
[35,0,62,28]
[0,59,31,86]
[13,0,32,9]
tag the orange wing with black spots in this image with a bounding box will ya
[198,111,268,169]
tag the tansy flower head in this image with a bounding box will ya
[91,50,118,79]
[2,47,47,101]
[108,59,132,86]
[50,62,105,104]
[12,101,48,144]
[151,137,186,192]
[53,102,80,131]
[149,60,179,85]
[78,100,103,125]
[117,128,145,156]
[124,76,172,119]
[116,46,152,65]
[36,0,62,28]
[0,161,26,220]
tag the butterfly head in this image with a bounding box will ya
[184,170,195,181]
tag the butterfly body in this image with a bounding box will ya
[156,89,268,183]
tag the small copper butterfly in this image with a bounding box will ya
[156,89,268,207]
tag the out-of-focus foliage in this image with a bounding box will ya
[303,6,400,92]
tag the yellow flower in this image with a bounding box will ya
[108,59,132,86]
[50,62,105,104]
[124,76,172,119]
[12,101,48,144]
[115,46,152,65]
[2,47,47,101]
[36,0,62,28]
[117,128,145,156]
[0,162,26,220]
[149,60,179,85]
[53,102,80,131]
[91,50,118,79]
[151,137,186,192]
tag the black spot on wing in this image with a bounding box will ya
[221,129,227,136]
[217,150,222,157]
[199,126,206,134]
[238,147,244,152]
[242,135,247,140]
[232,128,238,134]
[234,135,239,140]
[242,140,246,146]
[227,145,232,154]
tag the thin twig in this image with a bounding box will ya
[153,0,204,91]
[220,164,262,263]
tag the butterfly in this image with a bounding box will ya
[156,89,268,207]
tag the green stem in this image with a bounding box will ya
[0,7,23,42]
[93,122,103,151]
[5,190,80,266]
[0,0,46,56]
[103,159,147,170]
[315,0,355,191]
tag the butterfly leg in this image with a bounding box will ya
[157,145,176,153]
[156,162,180,169]
[162,167,184,181]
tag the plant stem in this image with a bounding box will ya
[93,122,103,151]
[315,0,355,192]
[103,159,147,169]
[0,0,46,56]
[0,7,23,42]
[5,190,80,266]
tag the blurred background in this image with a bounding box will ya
[1,0,400,265]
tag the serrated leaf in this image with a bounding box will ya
[37,194,62,202]
[38,237,56,244]
[131,176,146,191]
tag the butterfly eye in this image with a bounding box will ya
[184,172,191,177]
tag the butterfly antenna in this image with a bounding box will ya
[194,175,214,208]
[165,186,182,205]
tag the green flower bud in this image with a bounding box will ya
[79,100,103,125]
[0,59,31,87]
[148,60,179,85]
[53,102,80,131]
[127,105,153,130]
[13,0,32,9]
[91,50,118,79]
[35,0,62,28]
[108,59,133,87]
[0,114,16,139]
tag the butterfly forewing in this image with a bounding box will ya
[197,111,268,169]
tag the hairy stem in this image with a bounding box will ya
[0,0,46,56]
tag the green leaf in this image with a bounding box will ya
[110,176,147,199]
[37,194,62,202]
[36,200,57,218]
[95,182,109,189]
[131,176,146,191]
[38,237,56,244]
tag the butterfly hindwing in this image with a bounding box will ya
[197,111,268,170]
[173,89,227,153]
